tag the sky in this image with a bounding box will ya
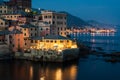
[32,0,120,25]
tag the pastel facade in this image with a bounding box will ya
[0,3,11,14]
[41,10,67,36]
[7,0,31,12]
[1,14,21,21]
[0,18,9,30]
[30,35,77,51]
[8,26,24,52]
[20,24,37,50]
[8,23,37,52]
[31,21,50,37]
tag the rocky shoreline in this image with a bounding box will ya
[1,46,120,63]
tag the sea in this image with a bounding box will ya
[0,27,120,80]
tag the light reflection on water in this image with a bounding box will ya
[71,30,120,53]
[1,28,120,80]
[0,60,78,80]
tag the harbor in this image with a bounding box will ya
[1,28,120,80]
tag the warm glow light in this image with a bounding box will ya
[30,47,33,49]
[40,77,45,80]
[56,69,62,80]
[30,66,33,79]
[71,45,77,48]
[70,65,77,80]
[58,50,62,52]
[59,44,64,48]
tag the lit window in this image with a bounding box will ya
[60,40,63,43]
[50,40,53,43]
[46,40,49,42]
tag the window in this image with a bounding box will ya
[35,40,37,43]
[48,16,51,18]
[0,10,2,13]
[44,16,47,18]
[50,40,53,43]
[5,22,7,25]
[64,17,66,19]
[64,32,66,35]
[53,21,55,24]
[31,33,33,36]
[9,35,12,38]
[55,41,56,43]
[35,33,37,36]
[13,44,14,47]
[64,28,66,30]
[46,40,49,42]
[24,28,26,31]
[60,40,63,43]
[10,41,12,44]
[25,43,27,45]
[31,28,33,31]
[53,16,55,18]
[46,28,48,30]
[41,28,43,31]
[46,34,48,36]
[61,27,62,30]
[67,40,69,43]
[24,33,26,36]
[31,40,33,43]
[4,10,6,13]
[40,40,43,42]
[1,22,3,25]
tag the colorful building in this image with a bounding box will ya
[30,35,77,51]
[41,10,67,36]
[0,17,9,30]
[31,21,50,37]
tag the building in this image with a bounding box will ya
[41,10,67,36]
[29,35,78,62]
[0,17,9,30]
[7,0,31,12]
[0,2,11,14]
[0,13,22,21]
[31,21,50,37]
[0,11,33,22]
[8,26,24,52]
[20,24,37,50]
[30,35,77,51]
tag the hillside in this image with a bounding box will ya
[60,11,90,28]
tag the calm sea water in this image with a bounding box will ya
[0,27,120,80]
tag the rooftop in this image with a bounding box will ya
[0,30,10,35]
[20,24,37,28]
[0,29,22,35]
[31,35,72,40]
[44,35,71,40]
